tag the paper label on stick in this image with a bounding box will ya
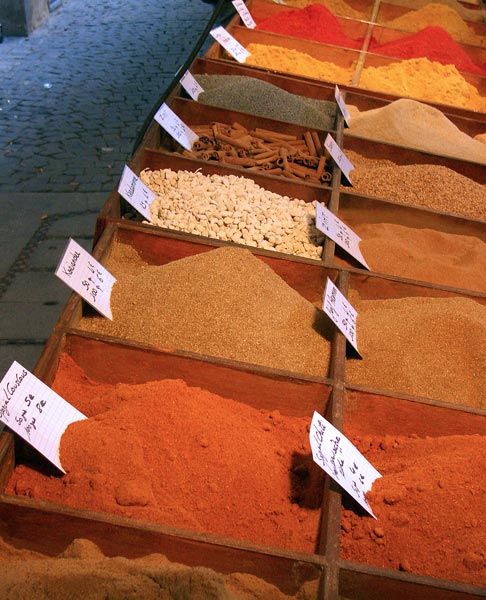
[0,361,87,472]
[335,85,351,127]
[315,203,370,270]
[324,133,353,185]
[180,70,204,101]
[210,26,251,63]
[55,238,116,320]
[154,103,199,151]
[323,277,359,353]
[232,0,256,28]
[118,165,156,221]
[309,410,381,518]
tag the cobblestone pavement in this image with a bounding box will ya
[0,0,216,376]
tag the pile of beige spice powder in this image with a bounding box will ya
[79,244,332,378]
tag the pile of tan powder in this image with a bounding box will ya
[346,295,486,408]
[79,244,332,378]
[345,150,486,221]
[346,99,486,165]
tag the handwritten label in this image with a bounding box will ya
[118,165,156,221]
[315,203,369,270]
[335,85,351,127]
[324,133,353,185]
[154,102,199,151]
[310,411,381,517]
[210,26,250,63]
[180,70,204,101]
[55,239,116,320]
[323,277,359,353]
[232,0,256,28]
[0,361,86,472]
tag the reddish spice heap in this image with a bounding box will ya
[256,4,364,49]
[6,354,324,554]
[340,432,486,586]
[369,26,486,76]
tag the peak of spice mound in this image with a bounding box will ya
[140,168,324,259]
[345,150,486,222]
[340,433,486,586]
[7,354,324,554]
[245,43,354,85]
[350,222,486,293]
[0,537,316,600]
[358,58,486,113]
[380,3,486,47]
[282,0,368,21]
[79,245,332,378]
[256,4,364,49]
[369,26,486,75]
[346,99,486,164]
[196,74,337,131]
[346,295,486,408]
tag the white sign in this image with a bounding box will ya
[210,26,251,63]
[55,239,116,320]
[118,165,156,221]
[315,203,370,270]
[335,85,351,127]
[323,277,359,353]
[180,70,204,101]
[325,133,353,185]
[0,361,87,472]
[232,0,256,28]
[310,410,381,518]
[154,103,199,152]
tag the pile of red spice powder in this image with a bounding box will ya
[6,354,324,554]
[369,26,486,76]
[340,432,486,586]
[256,4,363,49]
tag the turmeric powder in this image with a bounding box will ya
[245,43,355,85]
[359,58,486,113]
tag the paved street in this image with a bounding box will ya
[0,0,216,374]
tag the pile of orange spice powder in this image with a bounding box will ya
[6,354,324,554]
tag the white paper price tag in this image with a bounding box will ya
[180,70,204,101]
[0,361,87,472]
[154,103,199,151]
[323,277,359,353]
[335,85,351,127]
[310,410,381,517]
[55,239,116,320]
[232,0,256,28]
[315,203,370,270]
[273,0,286,4]
[118,165,156,221]
[324,133,353,185]
[210,26,251,63]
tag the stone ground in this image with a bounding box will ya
[0,0,221,376]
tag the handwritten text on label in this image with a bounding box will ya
[180,70,204,101]
[154,103,199,151]
[323,277,359,353]
[118,165,155,221]
[232,0,256,28]
[55,239,116,320]
[0,361,86,472]
[335,85,351,126]
[310,410,381,517]
[324,133,353,184]
[210,26,251,63]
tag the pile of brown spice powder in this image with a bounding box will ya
[340,433,486,587]
[79,244,332,378]
[345,150,486,221]
[6,354,324,554]
[346,295,486,408]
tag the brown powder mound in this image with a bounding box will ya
[6,360,323,554]
[78,244,332,378]
[346,150,486,221]
[353,222,486,292]
[346,295,486,408]
[0,537,315,599]
[340,434,486,587]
